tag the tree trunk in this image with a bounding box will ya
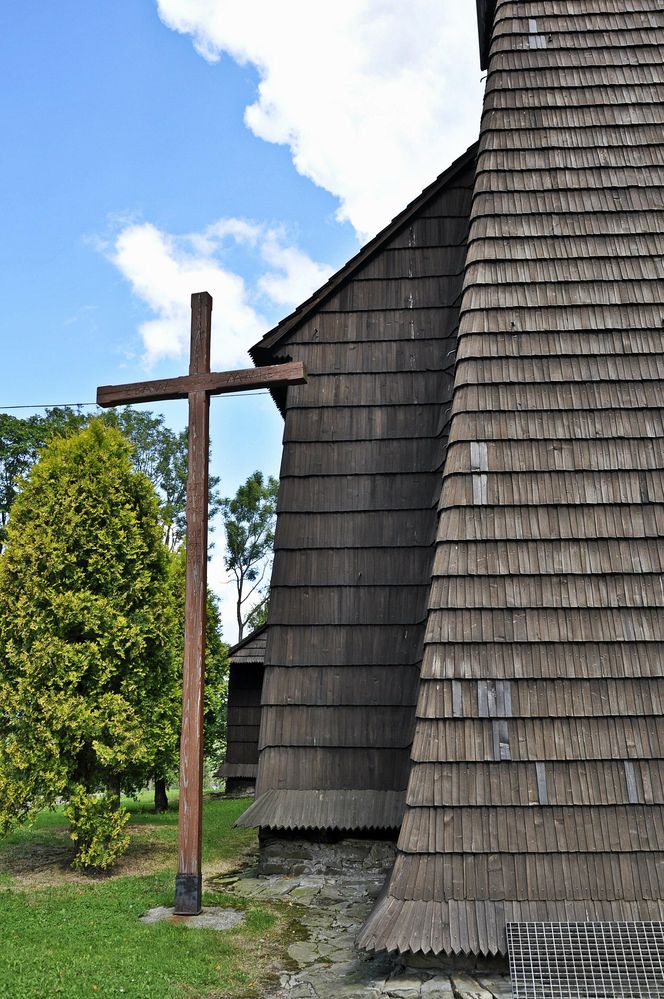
[154,776,169,812]
[108,774,121,810]
[236,582,244,642]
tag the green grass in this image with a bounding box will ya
[0,796,299,999]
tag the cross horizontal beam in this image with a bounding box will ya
[96,360,306,408]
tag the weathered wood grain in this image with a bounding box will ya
[97,294,306,915]
[96,360,306,407]
[363,0,664,958]
[239,144,477,833]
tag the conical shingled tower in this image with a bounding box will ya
[359,0,664,957]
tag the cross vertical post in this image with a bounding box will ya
[175,292,211,915]
[96,291,306,917]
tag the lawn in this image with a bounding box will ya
[0,795,301,999]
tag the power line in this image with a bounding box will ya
[0,391,272,412]
[0,402,97,411]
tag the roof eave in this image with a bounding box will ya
[476,0,496,70]
[227,623,268,659]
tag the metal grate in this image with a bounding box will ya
[507,922,664,999]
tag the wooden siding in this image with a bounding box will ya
[359,0,664,958]
[237,149,476,832]
[220,628,266,782]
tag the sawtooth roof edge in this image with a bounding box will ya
[235,788,405,831]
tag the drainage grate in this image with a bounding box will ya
[507,922,664,999]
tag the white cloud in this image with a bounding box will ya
[155,1,484,239]
[105,217,330,641]
[258,228,331,306]
[107,219,332,369]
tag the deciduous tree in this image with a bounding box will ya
[0,414,43,554]
[221,471,279,642]
[0,406,222,553]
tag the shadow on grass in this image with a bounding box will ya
[0,795,257,889]
[0,824,175,887]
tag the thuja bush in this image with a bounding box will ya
[0,420,179,867]
[65,787,131,870]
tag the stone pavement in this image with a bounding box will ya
[212,838,512,999]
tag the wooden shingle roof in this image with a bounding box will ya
[359,0,664,957]
[228,625,267,665]
[237,146,477,833]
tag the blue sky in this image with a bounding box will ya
[0,1,483,636]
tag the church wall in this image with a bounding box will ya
[238,156,476,832]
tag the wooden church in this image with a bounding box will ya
[236,0,664,962]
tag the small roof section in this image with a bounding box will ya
[227,624,267,665]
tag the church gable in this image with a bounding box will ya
[238,148,477,832]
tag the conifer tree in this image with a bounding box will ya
[0,421,178,867]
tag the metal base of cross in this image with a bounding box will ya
[174,873,202,915]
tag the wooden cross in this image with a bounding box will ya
[97,291,305,914]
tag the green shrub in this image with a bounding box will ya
[65,787,131,870]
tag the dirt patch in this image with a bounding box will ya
[0,817,258,890]
[202,842,258,885]
[0,822,175,888]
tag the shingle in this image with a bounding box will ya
[363,0,664,957]
[239,148,477,833]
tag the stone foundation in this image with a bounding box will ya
[257,833,397,879]
[223,778,256,797]
[213,834,514,995]
[405,952,509,976]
